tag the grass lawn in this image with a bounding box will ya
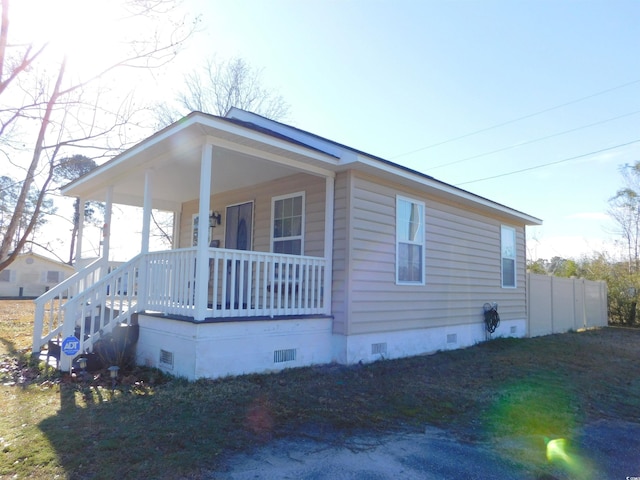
[1,299,640,479]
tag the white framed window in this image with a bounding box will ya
[192,212,213,247]
[501,225,516,288]
[0,269,12,282]
[396,196,425,285]
[271,192,305,255]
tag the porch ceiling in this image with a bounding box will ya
[62,113,340,211]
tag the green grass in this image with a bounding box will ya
[2,300,640,479]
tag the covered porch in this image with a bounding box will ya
[33,110,339,374]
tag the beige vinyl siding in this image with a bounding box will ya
[178,173,326,257]
[347,173,527,335]
[331,171,350,335]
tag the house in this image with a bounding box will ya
[32,108,542,379]
[0,252,74,298]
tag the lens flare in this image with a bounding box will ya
[546,438,571,463]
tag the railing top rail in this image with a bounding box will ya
[62,253,144,310]
[204,248,325,261]
[33,257,103,306]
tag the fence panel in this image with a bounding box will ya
[527,274,607,337]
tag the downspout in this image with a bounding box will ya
[194,143,213,321]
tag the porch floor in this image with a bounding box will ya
[141,310,333,324]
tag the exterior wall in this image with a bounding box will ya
[345,172,528,338]
[0,254,74,298]
[136,315,333,380]
[178,173,326,257]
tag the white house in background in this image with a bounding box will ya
[32,108,542,379]
[0,253,74,298]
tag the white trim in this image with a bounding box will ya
[271,191,306,255]
[396,195,426,285]
[501,225,517,288]
[141,169,153,255]
[194,143,213,321]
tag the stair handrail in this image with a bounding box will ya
[32,257,105,356]
[57,254,144,371]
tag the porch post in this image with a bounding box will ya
[75,197,85,267]
[141,169,153,255]
[323,175,335,314]
[102,185,114,274]
[194,143,213,321]
[172,210,181,249]
[137,170,153,312]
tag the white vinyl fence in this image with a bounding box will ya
[527,274,608,337]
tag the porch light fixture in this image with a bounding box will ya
[210,211,222,227]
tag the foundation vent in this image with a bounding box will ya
[446,333,457,344]
[510,326,517,334]
[159,349,174,369]
[371,342,387,355]
[274,348,297,363]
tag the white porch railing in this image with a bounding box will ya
[143,247,327,318]
[33,248,327,369]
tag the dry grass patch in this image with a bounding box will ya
[1,300,640,479]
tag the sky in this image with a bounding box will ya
[157,0,639,262]
[10,0,640,262]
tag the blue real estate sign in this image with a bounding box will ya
[61,336,81,356]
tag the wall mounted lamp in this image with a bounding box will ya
[210,211,222,227]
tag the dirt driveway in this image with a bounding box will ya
[213,420,640,479]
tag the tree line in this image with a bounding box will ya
[528,161,640,326]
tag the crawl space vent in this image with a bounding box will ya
[446,334,457,344]
[371,342,387,355]
[159,349,174,369]
[510,326,517,334]
[274,348,297,363]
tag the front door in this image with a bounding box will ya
[225,202,253,307]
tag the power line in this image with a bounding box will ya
[455,139,640,186]
[391,78,640,160]
[430,109,640,171]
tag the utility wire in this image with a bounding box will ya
[391,78,640,160]
[456,139,640,186]
[430,109,640,170]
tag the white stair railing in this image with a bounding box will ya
[32,258,105,358]
[33,255,143,371]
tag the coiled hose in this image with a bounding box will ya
[483,302,500,333]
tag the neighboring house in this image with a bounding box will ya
[33,108,542,379]
[1,253,74,298]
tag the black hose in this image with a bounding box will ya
[483,302,500,333]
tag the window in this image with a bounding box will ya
[192,212,213,247]
[46,271,62,283]
[396,196,425,284]
[501,225,516,288]
[0,270,11,282]
[272,192,304,255]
